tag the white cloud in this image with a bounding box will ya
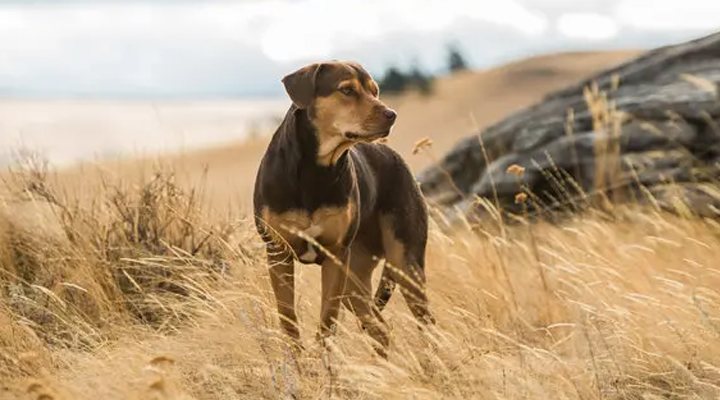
[615,0,720,31]
[0,0,718,96]
[557,12,619,40]
[258,0,384,62]
[0,0,549,67]
[256,0,549,62]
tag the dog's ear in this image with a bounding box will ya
[282,63,324,109]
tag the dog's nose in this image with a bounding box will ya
[383,109,397,122]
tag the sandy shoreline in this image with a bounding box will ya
[0,98,288,167]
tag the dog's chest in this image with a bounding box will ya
[261,203,356,256]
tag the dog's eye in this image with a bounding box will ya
[339,87,354,96]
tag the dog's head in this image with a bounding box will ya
[282,61,397,144]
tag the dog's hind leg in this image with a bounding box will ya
[380,217,435,325]
[343,245,389,356]
[373,266,396,312]
[397,258,435,325]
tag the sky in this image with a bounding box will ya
[1,0,719,98]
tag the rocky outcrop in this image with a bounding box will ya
[418,32,720,219]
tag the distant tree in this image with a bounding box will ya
[447,44,469,73]
[407,63,434,96]
[379,62,435,96]
[378,66,408,94]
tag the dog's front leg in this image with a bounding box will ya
[318,248,349,342]
[267,247,301,347]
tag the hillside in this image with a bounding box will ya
[384,50,639,171]
[52,50,638,212]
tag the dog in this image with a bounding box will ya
[253,61,434,355]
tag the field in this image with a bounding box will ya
[3,50,720,399]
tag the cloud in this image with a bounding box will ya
[253,0,549,62]
[0,1,549,64]
[0,0,552,95]
[615,0,720,31]
[0,0,718,97]
[0,3,287,96]
[557,13,620,40]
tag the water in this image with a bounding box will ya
[0,99,289,167]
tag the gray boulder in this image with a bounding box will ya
[419,31,720,219]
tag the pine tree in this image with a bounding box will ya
[378,66,408,94]
[447,44,468,73]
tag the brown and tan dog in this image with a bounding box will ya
[253,61,433,356]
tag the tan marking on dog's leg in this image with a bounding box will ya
[380,217,435,325]
[318,251,349,342]
[343,246,389,357]
[374,262,396,312]
[267,247,301,347]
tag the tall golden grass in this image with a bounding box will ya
[2,80,720,399]
[1,157,719,399]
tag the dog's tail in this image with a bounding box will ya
[373,267,396,311]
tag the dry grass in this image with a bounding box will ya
[1,52,717,399]
[1,159,720,399]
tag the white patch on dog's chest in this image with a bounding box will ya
[298,224,322,261]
